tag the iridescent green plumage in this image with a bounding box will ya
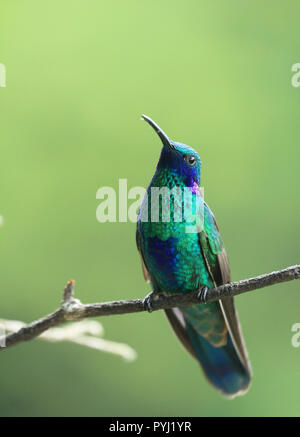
[137,115,251,397]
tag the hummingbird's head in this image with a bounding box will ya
[142,114,201,186]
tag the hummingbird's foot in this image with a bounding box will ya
[197,286,209,304]
[143,291,158,313]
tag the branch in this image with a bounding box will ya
[1,265,299,351]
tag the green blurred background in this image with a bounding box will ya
[0,0,299,417]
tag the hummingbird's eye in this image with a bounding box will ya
[184,154,196,166]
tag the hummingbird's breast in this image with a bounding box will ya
[142,232,213,292]
[138,168,211,292]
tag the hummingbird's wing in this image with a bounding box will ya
[198,203,251,375]
[136,227,150,283]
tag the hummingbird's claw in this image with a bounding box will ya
[197,286,209,304]
[143,291,158,313]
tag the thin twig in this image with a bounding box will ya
[0,264,299,351]
[0,319,137,361]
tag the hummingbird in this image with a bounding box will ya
[136,115,252,397]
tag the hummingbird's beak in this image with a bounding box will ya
[141,114,176,150]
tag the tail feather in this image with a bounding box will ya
[185,319,251,397]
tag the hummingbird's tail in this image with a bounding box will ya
[165,307,251,398]
[185,319,251,397]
